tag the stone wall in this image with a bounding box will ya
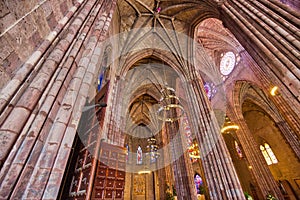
[0,0,75,89]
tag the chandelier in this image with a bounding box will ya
[221,116,239,133]
[157,87,185,122]
[188,141,200,161]
[147,136,160,163]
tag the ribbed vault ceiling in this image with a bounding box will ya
[118,1,245,140]
[118,0,218,32]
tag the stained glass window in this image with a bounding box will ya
[234,141,243,159]
[137,145,143,165]
[204,82,217,100]
[194,174,204,194]
[220,51,236,76]
[260,143,278,165]
[126,144,129,162]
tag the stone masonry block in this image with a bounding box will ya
[82,71,94,85]
[47,48,64,64]
[38,118,53,143]
[40,143,60,169]
[73,66,86,79]
[39,95,56,115]
[9,165,34,199]
[0,13,16,33]
[56,39,70,52]
[56,102,73,124]
[1,107,30,133]
[0,37,14,60]
[56,67,69,82]
[30,72,51,91]
[26,168,51,199]
[43,170,64,200]
[0,79,21,101]
[69,77,81,92]
[16,87,41,111]
[0,131,18,163]
[0,163,23,199]
[48,80,63,97]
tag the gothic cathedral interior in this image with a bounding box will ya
[0,0,299,200]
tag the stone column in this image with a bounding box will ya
[276,121,300,159]
[227,103,284,199]
[167,122,197,200]
[220,0,300,112]
[0,0,117,199]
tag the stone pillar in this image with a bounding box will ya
[167,122,197,200]
[186,79,245,200]
[276,121,300,159]
[0,0,117,199]
[220,0,300,112]
[228,109,284,199]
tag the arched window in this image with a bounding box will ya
[260,143,278,165]
[97,47,111,91]
[194,174,204,194]
[126,144,129,162]
[137,145,143,165]
[234,141,243,159]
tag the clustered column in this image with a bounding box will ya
[240,51,300,159]
[0,0,117,199]
[227,83,284,199]
[186,78,245,200]
[221,0,300,110]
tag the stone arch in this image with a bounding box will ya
[233,80,300,156]
[119,48,188,80]
[229,80,300,198]
[233,81,282,123]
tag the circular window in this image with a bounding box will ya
[220,51,236,76]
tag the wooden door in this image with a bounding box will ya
[92,142,126,200]
[63,82,125,200]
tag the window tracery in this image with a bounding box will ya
[220,51,236,77]
[137,145,143,165]
[260,143,278,165]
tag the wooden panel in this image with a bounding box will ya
[116,170,125,180]
[115,180,124,189]
[101,149,110,158]
[104,189,114,199]
[98,167,107,177]
[66,82,110,200]
[111,151,118,159]
[69,175,80,196]
[108,160,117,169]
[118,153,126,161]
[107,169,116,178]
[106,179,114,188]
[91,141,126,200]
[95,177,105,188]
[94,188,104,199]
[99,158,108,167]
[118,161,125,170]
[115,189,123,199]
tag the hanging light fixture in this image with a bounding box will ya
[221,116,239,133]
[270,86,279,96]
[147,136,160,163]
[157,86,185,122]
[188,141,200,162]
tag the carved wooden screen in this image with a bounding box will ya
[92,142,126,200]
